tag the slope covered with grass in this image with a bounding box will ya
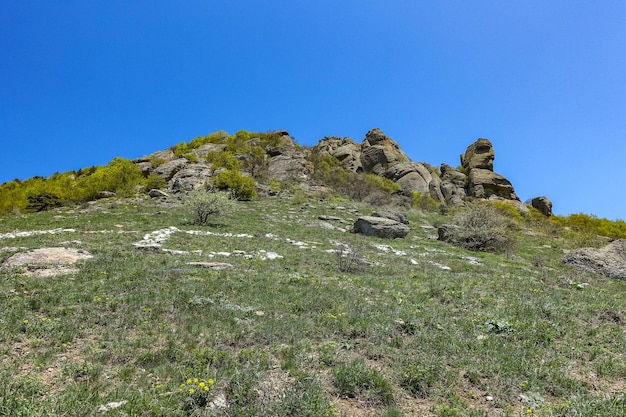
[0,194,624,416]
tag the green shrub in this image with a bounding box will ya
[242,145,269,181]
[309,152,401,205]
[213,170,256,200]
[141,173,167,192]
[551,213,626,240]
[25,192,63,212]
[412,191,441,212]
[188,131,229,148]
[78,157,143,199]
[492,201,524,222]
[206,151,241,170]
[171,141,190,157]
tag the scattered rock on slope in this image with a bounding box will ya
[353,216,410,239]
[562,239,626,281]
[531,196,553,217]
[1,247,93,277]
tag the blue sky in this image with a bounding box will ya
[1,1,625,219]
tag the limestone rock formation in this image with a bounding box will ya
[461,139,520,202]
[268,153,311,181]
[371,209,409,225]
[315,136,362,172]
[169,164,213,192]
[461,138,494,171]
[194,143,227,158]
[439,164,467,206]
[531,196,553,217]
[467,169,519,201]
[153,158,188,181]
[360,128,411,175]
[132,128,535,211]
[562,240,626,280]
[1,247,93,277]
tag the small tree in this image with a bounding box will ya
[184,191,235,225]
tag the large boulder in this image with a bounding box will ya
[440,164,467,206]
[194,143,228,158]
[1,247,93,277]
[268,152,311,181]
[360,128,410,175]
[384,162,433,194]
[353,216,410,239]
[461,138,495,171]
[314,137,362,172]
[531,196,553,217]
[467,169,520,201]
[371,209,409,224]
[266,131,297,157]
[153,158,188,181]
[168,164,213,192]
[562,240,626,281]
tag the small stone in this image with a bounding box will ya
[186,262,233,270]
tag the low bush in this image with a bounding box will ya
[444,202,517,252]
[206,151,241,171]
[213,170,257,200]
[551,213,626,240]
[309,152,401,205]
[141,172,168,192]
[25,192,63,212]
[412,191,441,212]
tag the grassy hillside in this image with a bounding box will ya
[0,194,624,416]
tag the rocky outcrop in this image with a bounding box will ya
[371,209,409,225]
[439,164,466,206]
[461,138,494,171]
[268,153,311,181]
[134,129,536,210]
[194,143,227,158]
[315,137,362,172]
[353,216,410,239]
[1,247,93,277]
[153,158,188,181]
[461,139,520,202]
[169,164,213,192]
[384,162,433,194]
[563,240,626,280]
[266,130,297,157]
[531,196,553,217]
[467,169,519,201]
[360,128,411,175]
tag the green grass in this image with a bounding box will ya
[0,195,624,416]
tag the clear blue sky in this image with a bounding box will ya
[1,1,625,219]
